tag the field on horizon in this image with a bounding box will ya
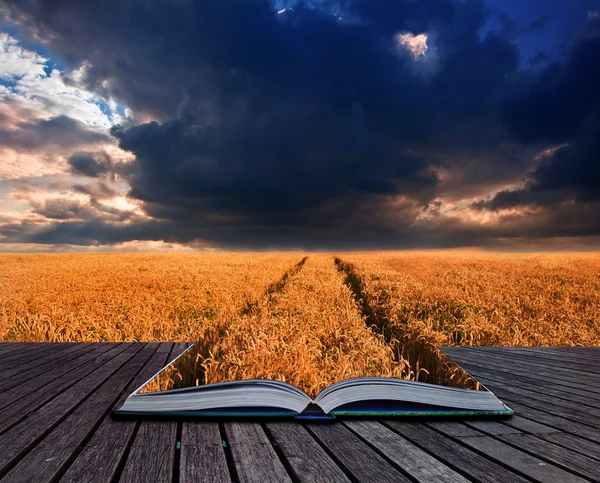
[1,251,599,394]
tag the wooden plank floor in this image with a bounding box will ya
[0,344,599,482]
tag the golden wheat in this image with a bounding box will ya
[0,253,302,342]
[341,251,600,347]
[192,255,413,397]
[1,251,598,395]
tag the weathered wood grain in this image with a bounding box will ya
[0,344,598,482]
[306,422,411,482]
[539,432,600,462]
[451,432,589,482]
[118,343,188,483]
[0,343,33,357]
[180,422,230,483]
[345,420,469,483]
[0,343,159,483]
[265,422,351,483]
[495,398,600,444]
[447,351,600,397]
[0,343,69,371]
[0,343,126,433]
[449,349,600,394]
[500,415,560,435]
[225,422,292,483]
[59,343,173,483]
[119,421,178,483]
[385,421,530,483]
[488,347,600,370]
[475,379,600,430]
[0,342,94,391]
[0,343,113,412]
[0,343,141,477]
[499,433,600,481]
[457,362,600,407]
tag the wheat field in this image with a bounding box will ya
[1,251,598,394]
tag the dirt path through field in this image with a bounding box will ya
[0,253,304,342]
[178,255,411,397]
[334,256,478,389]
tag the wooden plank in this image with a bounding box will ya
[0,343,141,477]
[454,349,600,390]
[449,433,588,482]
[479,347,600,375]
[224,422,292,483]
[478,383,600,432]
[119,421,178,483]
[451,346,600,382]
[458,361,600,407]
[455,359,600,409]
[0,343,114,413]
[495,398,600,445]
[0,343,159,483]
[59,343,174,483]
[0,343,91,382]
[345,420,469,483]
[0,344,30,358]
[0,343,59,364]
[471,376,600,431]
[0,343,70,371]
[385,421,530,483]
[0,343,126,433]
[428,415,592,483]
[463,420,523,436]
[119,343,188,483]
[500,415,561,435]
[306,422,411,483]
[501,373,600,409]
[265,422,351,483]
[447,351,600,397]
[499,433,600,481]
[179,382,227,483]
[426,420,484,438]
[539,433,600,462]
[491,346,600,361]
[0,342,94,391]
[180,422,230,483]
[505,347,600,364]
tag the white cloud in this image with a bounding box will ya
[396,32,428,58]
[0,33,47,79]
[0,32,126,128]
[0,33,136,180]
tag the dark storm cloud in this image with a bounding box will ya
[1,0,599,248]
[72,180,119,200]
[500,33,600,145]
[27,194,136,223]
[0,114,108,151]
[481,26,600,215]
[67,152,112,178]
[525,15,549,34]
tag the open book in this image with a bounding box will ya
[115,345,514,419]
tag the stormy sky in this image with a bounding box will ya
[1,0,599,251]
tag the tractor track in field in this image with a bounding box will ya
[179,256,309,387]
[334,256,477,388]
[241,256,308,315]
